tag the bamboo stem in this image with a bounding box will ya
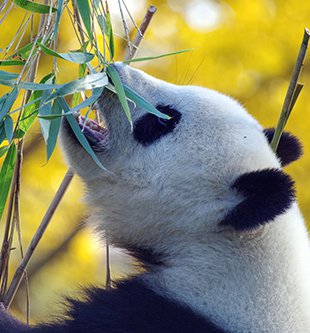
[3,169,74,308]
[124,5,157,62]
[270,28,310,151]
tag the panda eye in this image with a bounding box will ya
[133,105,182,146]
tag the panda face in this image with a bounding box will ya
[60,63,281,250]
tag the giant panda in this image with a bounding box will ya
[1,62,310,333]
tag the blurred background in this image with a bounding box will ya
[1,0,310,323]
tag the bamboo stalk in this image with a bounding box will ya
[3,169,74,308]
[124,5,157,62]
[270,28,310,151]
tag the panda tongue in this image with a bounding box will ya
[77,115,108,143]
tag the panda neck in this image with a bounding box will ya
[141,205,310,333]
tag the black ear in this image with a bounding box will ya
[264,128,303,166]
[221,169,295,231]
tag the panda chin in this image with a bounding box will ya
[74,112,110,151]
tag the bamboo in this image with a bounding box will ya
[270,28,310,151]
[3,169,74,308]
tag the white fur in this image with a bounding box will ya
[60,63,310,332]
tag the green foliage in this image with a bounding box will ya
[0,143,17,220]
[13,0,57,14]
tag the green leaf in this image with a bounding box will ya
[39,101,52,142]
[7,40,39,60]
[0,73,107,97]
[13,0,57,14]
[0,71,19,80]
[40,44,95,64]
[0,145,8,158]
[0,88,19,123]
[4,115,14,142]
[44,73,108,102]
[106,65,132,127]
[123,84,170,120]
[0,79,60,90]
[39,87,103,118]
[13,128,25,139]
[105,6,114,59]
[54,0,64,37]
[75,0,93,41]
[18,92,42,132]
[58,97,108,171]
[96,14,105,34]
[0,143,17,221]
[39,76,55,144]
[18,73,54,135]
[46,99,62,161]
[0,121,5,145]
[122,49,193,64]
[0,60,25,66]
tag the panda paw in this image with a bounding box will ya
[221,169,295,231]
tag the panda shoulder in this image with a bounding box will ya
[63,278,226,333]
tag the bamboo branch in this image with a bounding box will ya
[3,169,74,308]
[270,28,310,151]
[105,231,111,290]
[124,5,157,62]
[0,8,47,302]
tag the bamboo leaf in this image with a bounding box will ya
[4,115,14,142]
[7,40,39,60]
[57,97,108,171]
[0,145,8,158]
[0,60,25,66]
[0,79,60,90]
[106,65,132,127]
[13,0,57,14]
[105,4,114,59]
[39,76,55,144]
[0,88,19,123]
[123,84,170,120]
[46,100,62,161]
[0,121,5,145]
[18,73,54,135]
[17,92,42,132]
[75,0,93,41]
[122,49,193,64]
[0,73,107,93]
[54,0,64,37]
[0,71,18,80]
[44,73,108,102]
[40,44,94,64]
[39,87,103,118]
[0,143,17,221]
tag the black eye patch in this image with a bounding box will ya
[133,105,182,146]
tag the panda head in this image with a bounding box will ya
[60,63,302,255]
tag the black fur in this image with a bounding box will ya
[221,169,295,231]
[264,128,303,166]
[126,246,165,268]
[0,279,227,333]
[133,105,181,146]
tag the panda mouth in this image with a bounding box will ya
[74,112,110,148]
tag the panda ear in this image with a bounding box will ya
[264,128,303,166]
[221,169,295,232]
